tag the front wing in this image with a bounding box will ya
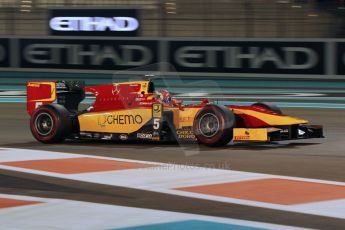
[233,125,324,142]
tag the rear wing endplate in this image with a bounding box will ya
[27,81,56,116]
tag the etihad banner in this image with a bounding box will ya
[49,9,140,37]
[1,37,345,76]
[19,38,158,70]
[170,41,325,75]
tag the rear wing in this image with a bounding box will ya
[27,81,85,116]
[27,81,56,116]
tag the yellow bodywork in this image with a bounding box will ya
[168,106,308,129]
[78,108,152,134]
[78,105,308,135]
[170,107,200,129]
[78,106,201,134]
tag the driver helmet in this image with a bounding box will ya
[157,90,172,103]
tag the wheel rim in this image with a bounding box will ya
[35,112,54,136]
[198,113,220,137]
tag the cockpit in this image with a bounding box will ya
[149,80,182,106]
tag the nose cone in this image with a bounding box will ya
[232,106,309,126]
[278,116,308,126]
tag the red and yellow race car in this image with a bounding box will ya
[27,80,323,146]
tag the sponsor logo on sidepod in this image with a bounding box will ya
[119,134,128,140]
[137,133,153,139]
[98,114,143,127]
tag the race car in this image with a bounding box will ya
[27,80,324,146]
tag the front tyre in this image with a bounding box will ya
[193,105,235,147]
[30,104,72,143]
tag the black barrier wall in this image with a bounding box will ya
[337,42,345,76]
[170,41,325,75]
[1,37,345,77]
[0,39,9,68]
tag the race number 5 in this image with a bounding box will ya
[152,103,163,141]
[153,118,160,130]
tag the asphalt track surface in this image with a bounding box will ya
[1,103,345,229]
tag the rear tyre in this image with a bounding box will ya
[30,104,73,143]
[252,102,282,114]
[193,105,235,147]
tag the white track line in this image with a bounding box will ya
[0,148,345,219]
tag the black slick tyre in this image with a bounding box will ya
[193,105,235,147]
[30,104,72,143]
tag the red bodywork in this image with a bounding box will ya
[84,83,157,112]
[27,82,56,116]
